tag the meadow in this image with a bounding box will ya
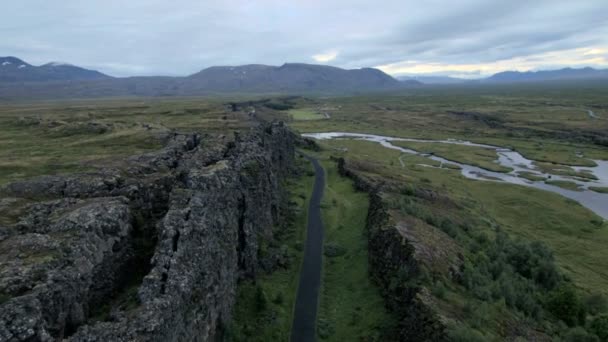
[0,97,252,185]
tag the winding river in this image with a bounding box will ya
[303,132,608,220]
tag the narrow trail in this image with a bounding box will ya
[290,153,325,342]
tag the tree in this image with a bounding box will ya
[546,285,585,326]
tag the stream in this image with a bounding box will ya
[303,132,608,220]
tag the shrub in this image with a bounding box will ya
[447,325,486,342]
[589,314,608,342]
[546,285,585,327]
[586,294,608,315]
[273,292,284,305]
[563,327,599,342]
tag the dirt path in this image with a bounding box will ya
[290,153,325,342]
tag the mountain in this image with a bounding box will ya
[485,67,608,83]
[0,57,110,83]
[186,63,402,92]
[0,59,407,100]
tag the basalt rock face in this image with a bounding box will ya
[0,122,295,341]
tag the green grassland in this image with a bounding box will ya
[589,186,608,194]
[315,158,394,341]
[288,108,326,121]
[287,83,608,166]
[0,98,252,185]
[392,141,511,172]
[517,171,547,181]
[545,179,584,191]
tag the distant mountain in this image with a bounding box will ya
[0,57,110,83]
[0,59,408,99]
[485,67,608,83]
[398,75,467,84]
[186,63,402,92]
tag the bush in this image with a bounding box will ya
[273,292,284,305]
[447,325,486,342]
[563,327,599,342]
[431,281,446,299]
[589,315,608,342]
[586,294,608,316]
[546,285,585,327]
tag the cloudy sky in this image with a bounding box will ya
[1,0,607,78]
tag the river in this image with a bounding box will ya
[302,132,608,220]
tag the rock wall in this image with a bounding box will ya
[337,157,447,341]
[0,122,295,341]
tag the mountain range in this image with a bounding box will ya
[398,67,608,84]
[0,57,406,99]
[1,56,608,100]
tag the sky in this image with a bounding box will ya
[1,0,607,78]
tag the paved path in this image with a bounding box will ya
[290,153,325,342]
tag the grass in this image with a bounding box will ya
[287,83,608,167]
[392,141,511,173]
[228,156,314,341]
[545,179,583,191]
[315,158,395,341]
[517,171,546,181]
[0,97,253,185]
[288,109,326,121]
[313,138,608,297]
[535,162,598,181]
[589,186,608,194]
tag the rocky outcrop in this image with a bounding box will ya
[0,122,295,341]
[337,157,448,341]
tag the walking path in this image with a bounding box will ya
[290,153,325,342]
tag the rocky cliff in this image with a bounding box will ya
[0,122,296,341]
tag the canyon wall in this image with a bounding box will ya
[0,122,295,341]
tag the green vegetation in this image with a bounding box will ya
[535,162,598,181]
[287,83,608,166]
[227,156,314,341]
[316,159,395,340]
[517,171,546,181]
[288,108,325,121]
[589,186,608,194]
[545,180,583,191]
[2,82,608,340]
[392,141,511,172]
[304,136,608,339]
[0,98,254,185]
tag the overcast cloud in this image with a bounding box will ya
[1,0,607,77]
